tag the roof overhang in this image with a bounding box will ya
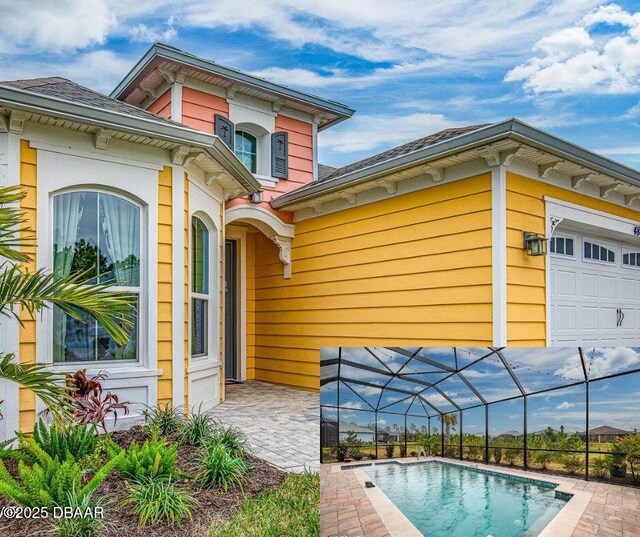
[111,43,355,131]
[272,118,640,211]
[0,83,260,197]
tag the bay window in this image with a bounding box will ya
[52,191,141,362]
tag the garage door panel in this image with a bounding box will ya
[551,230,640,347]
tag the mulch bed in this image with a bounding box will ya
[0,426,287,536]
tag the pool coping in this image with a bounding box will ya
[333,456,593,537]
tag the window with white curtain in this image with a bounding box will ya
[52,191,140,362]
[191,216,209,357]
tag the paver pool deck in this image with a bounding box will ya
[209,380,319,473]
[320,457,640,537]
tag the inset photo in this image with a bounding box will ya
[320,347,640,537]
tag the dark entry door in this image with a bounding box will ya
[224,239,237,379]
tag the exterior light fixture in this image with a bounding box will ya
[523,231,547,256]
[249,191,263,204]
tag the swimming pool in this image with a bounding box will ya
[358,461,568,537]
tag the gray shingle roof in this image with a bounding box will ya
[320,124,490,182]
[0,77,180,127]
[318,163,337,180]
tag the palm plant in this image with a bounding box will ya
[0,186,135,416]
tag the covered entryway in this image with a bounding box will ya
[550,225,640,346]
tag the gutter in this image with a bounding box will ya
[272,118,640,209]
[110,43,355,130]
[0,84,260,193]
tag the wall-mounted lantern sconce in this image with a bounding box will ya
[249,191,263,204]
[523,231,547,256]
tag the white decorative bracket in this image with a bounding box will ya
[8,111,25,135]
[204,171,225,186]
[477,145,524,167]
[600,182,624,199]
[375,179,397,194]
[94,128,116,150]
[309,201,324,214]
[139,81,159,101]
[538,160,564,179]
[340,191,357,205]
[226,84,241,101]
[550,216,564,236]
[423,165,444,182]
[271,235,292,279]
[158,66,184,84]
[171,145,190,165]
[0,110,8,133]
[272,100,283,113]
[571,172,598,189]
[625,194,640,207]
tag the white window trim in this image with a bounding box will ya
[235,130,258,176]
[582,235,617,266]
[550,233,576,260]
[190,215,215,360]
[35,148,159,379]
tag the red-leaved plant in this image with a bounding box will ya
[66,370,129,432]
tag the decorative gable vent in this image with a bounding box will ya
[271,131,288,179]
[214,114,235,150]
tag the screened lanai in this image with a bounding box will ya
[320,347,640,481]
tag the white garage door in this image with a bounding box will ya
[550,231,640,346]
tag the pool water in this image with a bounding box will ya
[361,462,567,537]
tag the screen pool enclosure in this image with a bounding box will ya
[320,346,640,480]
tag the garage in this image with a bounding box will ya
[550,227,640,346]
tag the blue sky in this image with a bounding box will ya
[321,347,640,435]
[2,1,640,169]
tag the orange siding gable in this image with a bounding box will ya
[247,173,493,390]
[181,87,228,134]
[148,89,171,119]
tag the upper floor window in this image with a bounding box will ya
[191,216,209,357]
[52,191,140,362]
[235,131,257,174]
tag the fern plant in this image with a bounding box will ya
[0,437,121,508]
[105,434,179,482]
[21,419,97,462]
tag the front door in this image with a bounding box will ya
[224,239,237,379]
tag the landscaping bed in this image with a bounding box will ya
[0,424,287,537]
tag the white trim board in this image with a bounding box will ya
[492,165,508,346]
[224,225,248,382]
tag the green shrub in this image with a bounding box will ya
[0,437,120,508]
[208,425,247,458]
[590,456,609,479]
[385,443,395,458]
[123,477,197,528]
[24,419,97,462]
[492,447,503,464]
[105,434,179,482]
[177,410,217,446]
[533,450,553,469]
[195,443,248,491]
[143,403,184,436]
[613,433,640,483]
[562,454,583,475]
[48,487,112,536]
[399,443,407,457]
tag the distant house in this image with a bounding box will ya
[580,426,631,443]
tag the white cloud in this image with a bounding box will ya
[506,3,640,94]
[0,0,116,53]
[556,401,575,410]
[320,112,461,154]
[129,18,178,43]
[341,401,364,410]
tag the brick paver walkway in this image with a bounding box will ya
[209,380,319,473]
[320,464,390,537]
[568,478,640,537]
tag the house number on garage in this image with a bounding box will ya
[634,225,640,236]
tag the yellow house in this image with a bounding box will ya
[1,44,639,437]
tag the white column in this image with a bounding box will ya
[491,164,508,346]
[171,165,185,408]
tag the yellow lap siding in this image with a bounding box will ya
[19,140,37,432]
[157,166,173,405]
[249,173,493,391]
[246,232,256,380]
[506,172,640,346]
